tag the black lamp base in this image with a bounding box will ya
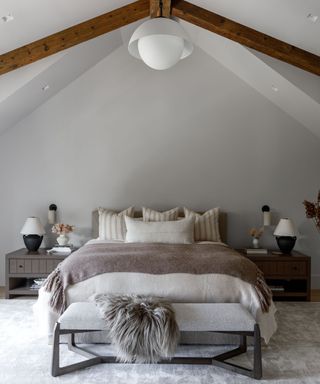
[23,235,43,252]
[276,236,296,254]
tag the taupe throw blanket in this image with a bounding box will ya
[44,243,272,314]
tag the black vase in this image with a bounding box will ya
[23,235,43,252]
[276,236,296,254]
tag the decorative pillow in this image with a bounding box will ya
[125,216,195,244]
[142,207,179,222]
[98,207,135,241]
[183,207,221,242]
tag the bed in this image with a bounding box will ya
[34,209,277,344]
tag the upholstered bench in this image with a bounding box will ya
[52,302,262,379]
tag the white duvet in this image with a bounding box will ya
[34,240,277,343]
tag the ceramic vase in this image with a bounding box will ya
[57,234,68,246]
[252,237,259,249]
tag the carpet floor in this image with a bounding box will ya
[0,300,320,384]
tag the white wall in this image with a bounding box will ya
[1,46,319,287]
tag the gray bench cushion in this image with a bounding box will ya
[59,302,256,332]
[173,303,256,331]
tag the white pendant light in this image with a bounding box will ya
[128,18,193,70]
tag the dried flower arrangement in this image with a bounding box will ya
[303,190,320,233]
[249,227,264,239]
[52,223,74,235]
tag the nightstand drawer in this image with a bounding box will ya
[285,262,307,276]
[9,258,61,274]
[255,261,306,277]
[9,260,25,273]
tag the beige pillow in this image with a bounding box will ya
[125,216,195,244]
[142,207,179,222]
[184,207,221,242]
[98,207,135,241]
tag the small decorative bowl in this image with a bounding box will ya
[33,278,46,286]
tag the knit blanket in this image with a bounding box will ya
[44,243,272,314]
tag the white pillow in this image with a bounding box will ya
[98,207,135,241]
[184,207,221,242]
[142,207,179,222]
[125,216,195,244]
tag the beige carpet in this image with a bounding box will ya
[0,300,320,383]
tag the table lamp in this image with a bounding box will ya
[20,217,45,251]
[274,218,296,254]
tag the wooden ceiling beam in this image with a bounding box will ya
[0,0,318,77]
[150,0,172,18]
[0,0,149,76]
[172,0,320,76]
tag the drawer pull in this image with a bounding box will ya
[19,265,23,268]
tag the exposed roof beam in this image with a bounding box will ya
[172,0,320,76]
[1,0,319,77]
[0,0,149,76]
[150,0,171,18]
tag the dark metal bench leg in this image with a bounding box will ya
[253,324,262,380]
[51,323,61,377]
[68,333,75,348]
[51,324,103,377]
[210,326,262,380]
[240,334,247,352]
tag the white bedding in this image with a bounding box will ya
[34,240,277,343]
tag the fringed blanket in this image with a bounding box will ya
[44,243,272,314]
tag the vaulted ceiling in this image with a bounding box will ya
[0,0,319,135]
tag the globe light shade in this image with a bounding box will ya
[138,35,184,70]
[128,18,193,70]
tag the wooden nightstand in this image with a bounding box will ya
[5,248,69,299]
[237,250,311,301]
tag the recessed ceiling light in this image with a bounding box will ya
[271,85,279,92]
[307,13,318,23]
[42,84,50,91]
[1,13,14,23]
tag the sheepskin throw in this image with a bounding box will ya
[94,294,180,363]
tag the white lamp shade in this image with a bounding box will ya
[274,218,296,237]
[128,18,193,70]
[20,217,45,235]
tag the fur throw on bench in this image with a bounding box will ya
[94,294,180,363]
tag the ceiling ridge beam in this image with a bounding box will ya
[172,0,320,76]
[150,0,171,18]
[0,0,149,76]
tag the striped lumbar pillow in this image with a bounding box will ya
[184,207,221,242]
[98,207,135,241]
[142,207,179,222]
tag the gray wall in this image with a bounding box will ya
[0,46,319,287]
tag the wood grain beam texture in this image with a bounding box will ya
[0,0,319,76]
[150,0,171,18]
[171,0,320,76]
[0,0,149,76]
